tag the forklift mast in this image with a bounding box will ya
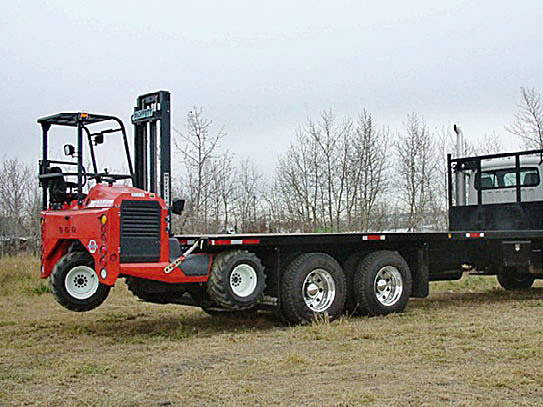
[132,91,171,206]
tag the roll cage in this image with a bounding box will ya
[38,112,134,209]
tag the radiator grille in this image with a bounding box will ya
[120,200,161,262]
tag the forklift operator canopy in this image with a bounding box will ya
[37,112,134,209]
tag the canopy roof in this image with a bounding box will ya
[37,113,121,127]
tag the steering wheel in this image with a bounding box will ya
[89,173,132,184]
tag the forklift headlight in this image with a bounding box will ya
[100,268,107,279]
[100,214,107,225]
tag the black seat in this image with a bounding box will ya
[523,172,539,187]
[47,167,81,206]
[47,167,68,203]
[480,177,494,189]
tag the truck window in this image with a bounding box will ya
[476,167,540,190]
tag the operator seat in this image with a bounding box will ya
[47,167,80,206]
[48,167,67,204]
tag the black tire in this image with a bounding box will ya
[342,253,365,315]
[50,251,110,312]
[280,253,346,324]
[207,250,266,310]
[497,269,535,291]
[353,251,412,316]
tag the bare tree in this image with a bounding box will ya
[174,107,225,232]
[0,158,37,254]
[211,151,236,232]
[276,128,321,231]
[506,87,543,149]
[232,158,263,232]
[350,111,389,231]
[396,113,438,231]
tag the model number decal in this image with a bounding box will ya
[87,199,114,208]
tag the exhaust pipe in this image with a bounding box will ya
[453,124,466,206]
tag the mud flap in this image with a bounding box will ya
[411,248,429,298]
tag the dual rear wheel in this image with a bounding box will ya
[278,250,412,324]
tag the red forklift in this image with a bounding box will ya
[38,91,543,324]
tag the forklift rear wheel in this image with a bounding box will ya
[50,251,110,312]
[497,269,535,291]
[207,250,266,310]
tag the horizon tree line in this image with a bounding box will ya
[1,86,541,254]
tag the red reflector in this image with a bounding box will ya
[363,235,385,241]
[466,232,485,238]
[213,240,231,246]
[210,239,260,246]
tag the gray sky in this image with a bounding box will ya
[2,0,543,174]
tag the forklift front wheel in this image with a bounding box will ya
[50,251,111,312]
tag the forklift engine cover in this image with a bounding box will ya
[40,183,172,286]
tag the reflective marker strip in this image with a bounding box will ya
[178,240,196,245]
[210,239,260,246]
[242,239,260,245]
[465,232,485,238]
[363,235,386,241]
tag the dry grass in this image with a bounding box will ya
[1,255,543,407]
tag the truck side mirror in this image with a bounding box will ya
[94,134,104,145]
[171,198,185,215]
[63,144,75,156]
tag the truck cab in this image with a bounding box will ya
[467,156,543,205]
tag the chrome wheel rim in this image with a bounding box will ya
[302,268,336,312]
[65,266,99,300]
[374,266,403,306]
[230,264,257,297]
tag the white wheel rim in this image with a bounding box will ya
[374,266,403,306]
[65,266,99,300]
[230,264,258,297]
[302,268,336,312]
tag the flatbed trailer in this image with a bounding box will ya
[37,91,543,324]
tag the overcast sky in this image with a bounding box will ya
[2,0,543,174]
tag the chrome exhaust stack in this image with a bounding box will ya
[453,124,466,206]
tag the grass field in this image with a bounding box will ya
[1,255,543,407]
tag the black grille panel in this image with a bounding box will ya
[120,200,161,263]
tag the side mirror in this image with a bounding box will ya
[171,198,185,215]
[94,134,104,145]
[63,144,75,156]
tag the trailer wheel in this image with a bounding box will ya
[497,269,535,291]
[207,250,266,310]
[50,251,110,312]
[353,251,412,316]
[280,253,346,324]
